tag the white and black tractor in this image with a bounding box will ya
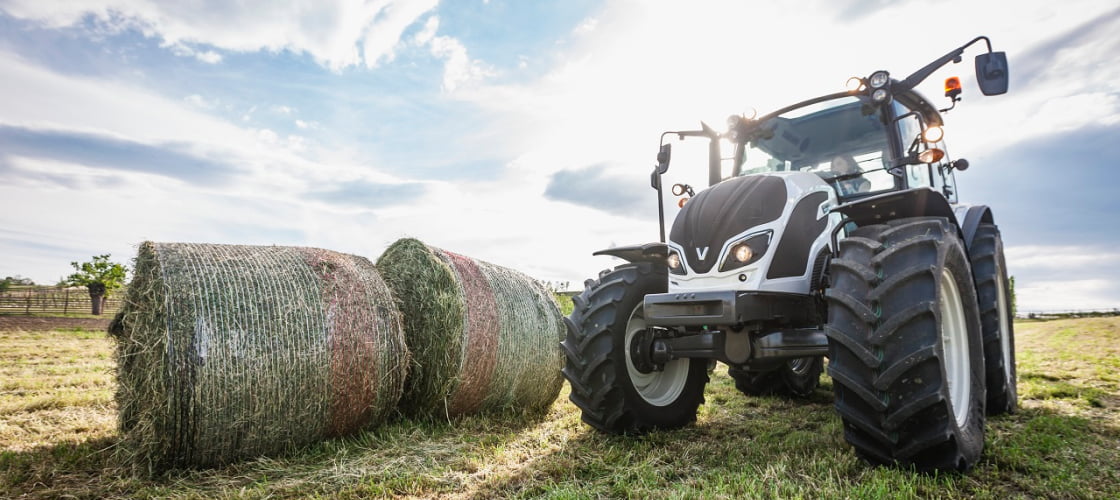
[562,37,1017,472]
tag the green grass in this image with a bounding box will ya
[2,317,1119,499]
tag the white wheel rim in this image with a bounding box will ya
[939,268,971,427]
[624,305,690,406]
[995,263,1012,382]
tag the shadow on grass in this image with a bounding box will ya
[2,388,1118,499]
[0,435,122,496]
[467,387,1120,499]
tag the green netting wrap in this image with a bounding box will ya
[375,238,564,418]
[111,242,410,472]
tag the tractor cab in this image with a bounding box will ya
[728,93,946,202]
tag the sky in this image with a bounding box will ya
[0,0,1117,313]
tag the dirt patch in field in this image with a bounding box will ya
[0,315,111,331]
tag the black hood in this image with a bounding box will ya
[670,175,787,273]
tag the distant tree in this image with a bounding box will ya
[0,278,10,294]
[3,275,35,286]
[65,255,128,315]
[1008,275,1017,318]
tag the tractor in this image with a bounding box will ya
[561,36,1016,472]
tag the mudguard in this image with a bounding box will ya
[592,242,669,265]
[831,187,996,251]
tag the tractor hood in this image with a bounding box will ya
[669,175,787,274]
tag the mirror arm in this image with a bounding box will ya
[894,36,992,94]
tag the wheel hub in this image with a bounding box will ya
[629,328,670,374]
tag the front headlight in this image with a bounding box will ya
[719,231,772,272]
[667,250,685,275]
[868,71,890,88]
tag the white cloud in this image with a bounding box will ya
[0,0,439,70]
[0,48,466,285]
[427,34,493,91]
[183,93,212,109]
[195,50,222,64]
[1006,245,1120,271]
[411,16,493,92]
[1016,279,1119,313]
[361,0,440,68]
[1004,245,1120,312]
[165,42,223,64]
[412,15,438,45]
[573,17,597,35]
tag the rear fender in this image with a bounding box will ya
[954,204,995,248]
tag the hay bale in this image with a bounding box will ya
[111,242,409,472]
[375,239,564,418]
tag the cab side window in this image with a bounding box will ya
[892,102,931,189]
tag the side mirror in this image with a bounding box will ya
[950,158,970,172]
[656,143,672,174]
[975,52,1009,96]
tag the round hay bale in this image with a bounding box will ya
[111,242,409,472]
[375,238,564,418]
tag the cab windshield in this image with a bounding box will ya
[734,96,894,195]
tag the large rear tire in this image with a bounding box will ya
[825,217,986,472]
[728,357,823,398]
[561,263,708,433]
[970,223,1018,415]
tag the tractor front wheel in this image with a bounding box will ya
[825,217,986,472]
[562,263,708,433]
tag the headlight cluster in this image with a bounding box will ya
[719,231,772,273]
[666,231,772,275]
[868,70,891,104]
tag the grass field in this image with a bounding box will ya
[2,316,1118,499]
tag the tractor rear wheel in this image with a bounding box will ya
[825,217,986,472]
[970,223,1018,415]
[728,356,823,397]
[561,262,708,433]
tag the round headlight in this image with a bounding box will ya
[871,88,889,103]
[667,252,681,270]
[733,244,753,263]
[868,71,890,89]
[922,126,944,143]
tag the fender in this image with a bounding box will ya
[830,187,997,251]
[592,242,669,265]
[831,187,959,227]
[953,204,995,248]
